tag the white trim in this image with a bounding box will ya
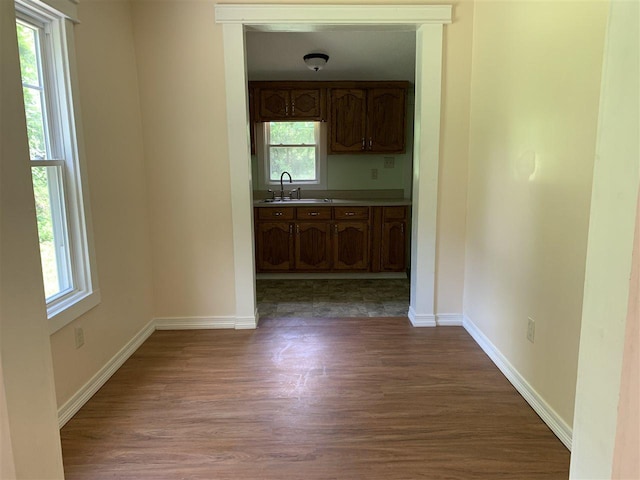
[408,307,436,327]
[57,320,155,427]
[155,316,237,330]
[462,315,573,450]
[216,5,449,329]
[215,4,452,26]
[436,313,463,326]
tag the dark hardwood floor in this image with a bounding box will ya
[60,318,570,479]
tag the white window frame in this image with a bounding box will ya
[16,0,100,334]
[256,121,328,191]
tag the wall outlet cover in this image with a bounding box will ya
[384,157,395,168]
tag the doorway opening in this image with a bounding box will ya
[216,5,451,328]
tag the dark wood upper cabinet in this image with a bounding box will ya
[254,85,325,121]
[329,89,367,153]
[329,85,407,154]
[368,88,406,153]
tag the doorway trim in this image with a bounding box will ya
[216,4,452,328]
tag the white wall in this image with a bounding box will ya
[570,0,640,476]
[49,0,155,411]
[464,0,609,430]
[0,1,65,477]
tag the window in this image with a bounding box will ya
[258,121,327,189]
[16,1,99,333]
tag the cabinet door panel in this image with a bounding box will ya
[291,89,323,119]
[259,89,289,119]
[329,89,367,153]
[368,88,406,153]
[295,223,331,270]
[333,222,369,271]
[381,221,406,271]
[256,222,294,271]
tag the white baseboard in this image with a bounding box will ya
[155,316,236,330]
[57,319,156,428]
[408,307,436,327]
[463,315,573,450]
[436,313,463,326]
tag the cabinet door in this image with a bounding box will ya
[329,89,367,153]
[295,222,331,270]
[367,88,406,153]
[259,89,289,119]
[256,222,294,271]
[381,221,406,271]
[332,221,369,271]
[290,89,324,120]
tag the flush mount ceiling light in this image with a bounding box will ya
[303,53,329,72]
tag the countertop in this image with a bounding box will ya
[253,198,411,207]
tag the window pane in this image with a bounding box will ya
[17,22,49,160]
[269,147,316,181]
[270,122,315,145]
[22,86,48,160]
[16,22,41,87]
[31,166,72,300]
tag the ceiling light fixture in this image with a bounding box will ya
[303,53,329,72]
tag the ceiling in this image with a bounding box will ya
[245,31,416,82]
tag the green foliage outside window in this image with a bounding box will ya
[268,122,317,181]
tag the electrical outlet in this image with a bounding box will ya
[74,327,85,349]
[526,317,535,343]
[371,168,378,180]
[384,157,395,168]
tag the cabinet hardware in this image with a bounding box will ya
[289,225,293,235]
[308,212,319,216]
[296,225,300,234]
[369,138,373,149]
[274,211,283,216]
[345,212,355,216]
[361,137,365,150]
[334,224,338,234]
[401,223,404,234]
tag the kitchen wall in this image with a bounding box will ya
[464,0,609,432]
[49,0,155,411]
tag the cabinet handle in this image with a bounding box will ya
[274,211,283,216]
[291,101,295,116]
[345,212,355,216]
[296,225,300,234]
[289,224,293,235]
[334,224,338,234]
[285,104,289,115]
[361,137,365,150]
[369,138,373,149]
[308,212,319,216]
[401,223,405,234]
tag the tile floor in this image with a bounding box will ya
[256,278,410,319]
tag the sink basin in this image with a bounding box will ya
[259,198,332,204]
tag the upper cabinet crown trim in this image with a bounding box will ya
[215,4,452,27]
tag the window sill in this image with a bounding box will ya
[48,289,101,334]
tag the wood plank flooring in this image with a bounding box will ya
[60,318,570,479]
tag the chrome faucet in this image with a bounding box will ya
[280,171,292,199]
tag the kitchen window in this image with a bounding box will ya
[258,121,327,190]
[16,1,100,333]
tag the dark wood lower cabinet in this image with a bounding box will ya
[332,222,369,270]
[255,222,294,271]
[381,221,406,271]
[254,205,408,273]
[295,222,332,271]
